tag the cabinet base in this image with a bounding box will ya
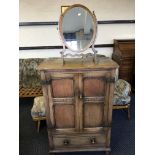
[49,147,111,153]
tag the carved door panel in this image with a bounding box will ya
[47,73,78,131]
[82,72,111,129]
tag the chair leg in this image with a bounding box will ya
[37,120,41,133]
[128,105,131,120]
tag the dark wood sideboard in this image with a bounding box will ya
[112,39,135,88]
[37,57,118,155]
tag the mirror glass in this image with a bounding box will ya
[61,6,95,52]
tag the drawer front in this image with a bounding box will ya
[53,134,106,148]
[119,65,133,70]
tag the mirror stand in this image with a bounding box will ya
[58,4,105,65]
[60,46,98,65]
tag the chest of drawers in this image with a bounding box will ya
[112,39,135,88]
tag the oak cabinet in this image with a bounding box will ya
[38,57,118,154]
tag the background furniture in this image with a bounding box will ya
[19,58,44,97]
[38,57,118,155]
[113,79,131,120]
[31,96,46,132]
[112,39,135,89]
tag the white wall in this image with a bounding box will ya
[19,0,135,58]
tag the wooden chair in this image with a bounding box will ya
[31,96,46,132]
[32,116,46,133]
[113,104,131,120]
[19,58,44,98]
[112,79,131,120]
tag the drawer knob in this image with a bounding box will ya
[63,139,70,145]
[90,137,96,144]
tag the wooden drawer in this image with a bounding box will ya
[120,66,133,72]
[53,134,106,148]
[119,69,133,74]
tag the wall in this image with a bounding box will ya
[19,0,135,58]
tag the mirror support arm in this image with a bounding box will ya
[60,44,66,65]
[92,44,98,64]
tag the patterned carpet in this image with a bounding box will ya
[19,95,135,155]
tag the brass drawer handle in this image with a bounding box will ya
[63,139,70,145]
[90,137,96,144]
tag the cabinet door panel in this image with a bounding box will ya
[84,103,103,127]
[54,104,75,128]
[52,79,74,97]
[48,74,77,130]
[83,76,108,128]
[84,78,105,96]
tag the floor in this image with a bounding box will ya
[19,95,135,155]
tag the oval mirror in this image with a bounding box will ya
[59,4,97,52]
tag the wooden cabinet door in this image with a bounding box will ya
[81,71,113,130]
[44,71,114,132]
[46,73,78,131]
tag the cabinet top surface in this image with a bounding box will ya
[37,57,119,71]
